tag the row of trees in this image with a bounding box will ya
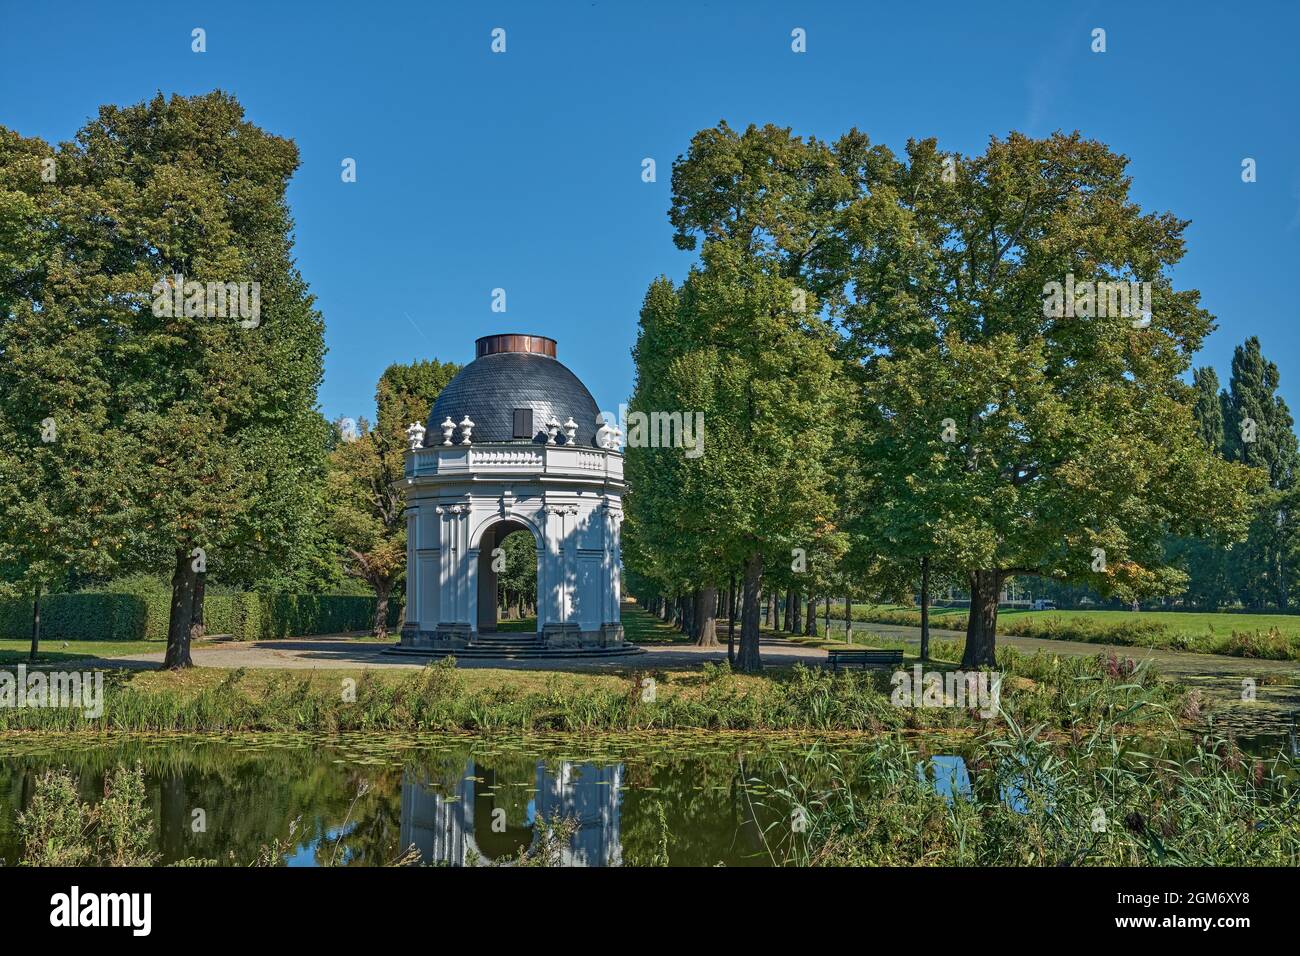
[1173,337,1299,610]
[625,122,1258,672]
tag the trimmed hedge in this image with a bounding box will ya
[0,590,401,642]
[0,593,148,642]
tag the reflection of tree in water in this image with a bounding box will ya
[0,740,400,866]
[619,754,775,866]
[0,739,878,867]
[400,756,622,866]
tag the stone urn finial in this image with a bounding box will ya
[459,415,475,445]
[440,417,456,446]
[595,415,613,450]
[562,416,578,444]
[545,416,560,445]
[405,422,426,450]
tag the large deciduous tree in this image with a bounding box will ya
[3,93,328,668]
[625,123,851,671]
[846,132,1256,666]
[0,130,135,658]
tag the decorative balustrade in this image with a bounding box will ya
[405,442,623,482]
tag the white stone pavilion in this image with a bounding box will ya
[393,334,637,658]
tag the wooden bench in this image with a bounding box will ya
[825,648,904,672]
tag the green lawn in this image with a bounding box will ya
[842,604,1300,660]
[865,605,1300,637]
[0,639,178,665]
[1001,608,1300,636]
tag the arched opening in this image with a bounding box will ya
[475,520,540,634]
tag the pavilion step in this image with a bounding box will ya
[385,643,645,660]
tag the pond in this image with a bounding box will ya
[0,734,867,866]
[1,726,1294,867]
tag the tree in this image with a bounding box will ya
[327,360,460,636]
[496,528,537,618]
[845,132,1257,666]
[1191,367,1225,452]
[1166,366,1232,609]
[0,129,135,659]
[628,123,853,672]
[1,94,329,668]
[1222,337,1299,609]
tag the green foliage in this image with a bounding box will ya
[763,719,1299,866]
[495,528,537,613]
[628,122,856,667]
[0,638,1187,735]
[326,360,461,635]
[0,93,331,665]
[0,593,146,642]
[0,586,397,642]
[18,765,158,866]
[851,604,1300,661]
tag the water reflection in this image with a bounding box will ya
[917,755,971,804]
[400,760,623,866]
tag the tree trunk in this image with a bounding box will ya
[373,581,391,638]
[844,595,853,644]
[695,587,719,647]
[727,572,737,664]
[920,555,931,661]
[804,593,816,638]
[28,580,42,664]
[164,548,197,669]
[782,588,793,632]
[760,591,769,627]
[960,569,1000,668]
[735,553,763,673]
[189,571,206,643]
[824,596,830,637]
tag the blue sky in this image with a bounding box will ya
[2,0,1297,421]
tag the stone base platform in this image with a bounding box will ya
[383,642,645,661]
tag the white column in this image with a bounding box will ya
[406,507,419,626]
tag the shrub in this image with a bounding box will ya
[17,765,158,866]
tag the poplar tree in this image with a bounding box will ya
[1223,337,1298,608]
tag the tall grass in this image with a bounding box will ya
[0,653,1191,735]
[755,714,1300,866]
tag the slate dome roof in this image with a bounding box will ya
[428,335,603,446]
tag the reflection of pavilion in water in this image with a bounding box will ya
[400,760,622,866]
